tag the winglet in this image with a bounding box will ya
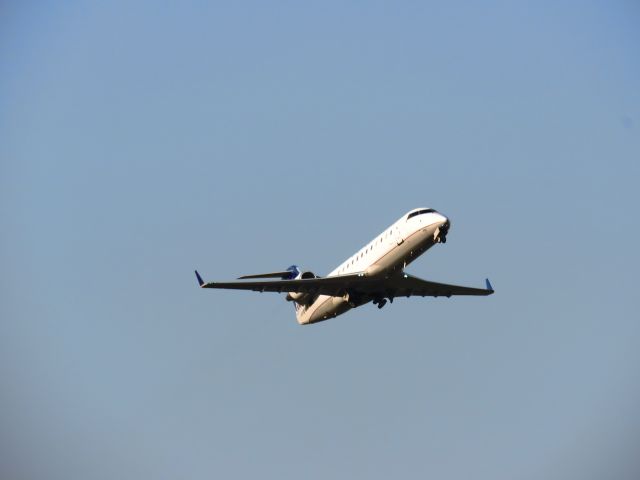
[485,278,494,293]
[195,270,205,287]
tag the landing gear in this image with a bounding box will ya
[373,298,388,309]
[437,220,450,244]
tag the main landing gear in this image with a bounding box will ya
[373,297,393,309]
[373,298,387,309]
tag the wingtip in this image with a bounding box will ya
[485,278,494,293]
[195,270,204,287]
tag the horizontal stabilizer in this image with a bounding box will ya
[238,271,294,280]
[238,265,300,280]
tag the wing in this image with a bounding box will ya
[195,270,493,298]
[380,274,494,298]
[195,270,372,297]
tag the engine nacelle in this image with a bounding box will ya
[285,271,318,305]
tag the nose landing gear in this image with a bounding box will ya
[437,220,450,244]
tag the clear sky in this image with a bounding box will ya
[1,2,639,479]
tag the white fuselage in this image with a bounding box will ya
[295,209,449,324]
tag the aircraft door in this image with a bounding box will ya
[394,225,404,245]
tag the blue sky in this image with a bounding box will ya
[1,2,639,479]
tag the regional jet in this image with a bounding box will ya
[195,208,493,325]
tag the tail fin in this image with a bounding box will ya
[236,265,303,320]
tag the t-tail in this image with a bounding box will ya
[196,264,316,322]
[237,265,306,320]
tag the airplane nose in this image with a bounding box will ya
[433,212,448,226]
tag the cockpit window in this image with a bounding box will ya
[407,209,436,220]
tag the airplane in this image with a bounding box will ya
[195,208,494,325]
